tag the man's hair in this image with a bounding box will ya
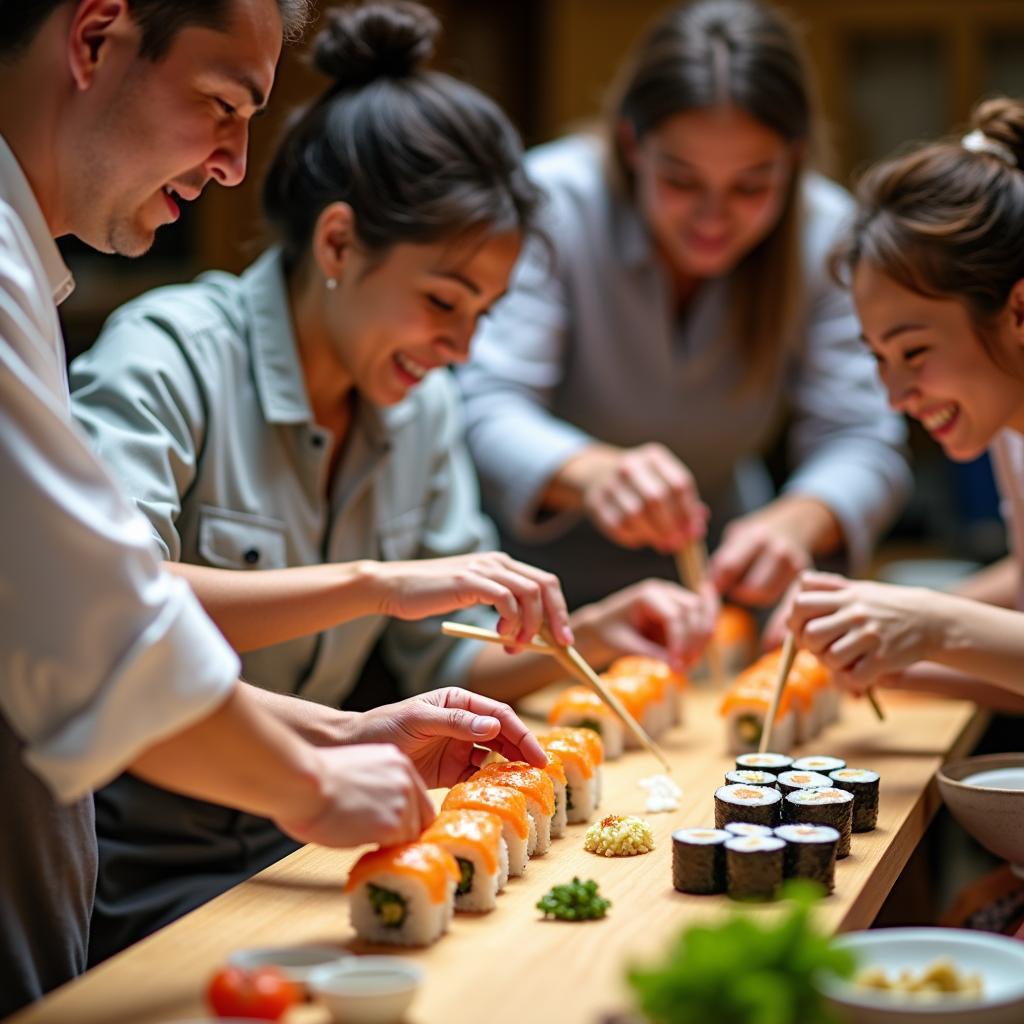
[0,0,313,61]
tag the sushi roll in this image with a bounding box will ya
[724,822,774,839]
[346,841,459,946]
[724,769,778,788]
[714,784,782,830]
[725,835,785,901]
[784,788,854,857]
[442,782,534,877]
[793,756,846,775]
[421,810,509,912]
[470,762,556,855]
[541,753,568,838]
[539,727,603,817]
[713,604,759,674]
[828,768,880,832]
[719,683,796,755]
[777,770,832,797]
[735,752,794,776]
[606,672,668,742]
[548,686,624,759]
[672,828,729,894]
[774,824,840,892]
[607,655,687,726]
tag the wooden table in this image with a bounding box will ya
[11,688,987,1024]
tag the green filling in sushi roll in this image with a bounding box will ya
[455,858,475,896]
[579,719,604,736]
[566,784,574,812]
[368,883,407,928]
[736,714,762,746]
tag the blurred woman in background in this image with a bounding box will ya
[458,0,910,612]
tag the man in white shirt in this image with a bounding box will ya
[0,1,547,1014]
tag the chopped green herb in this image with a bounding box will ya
[537,876,610,921]
[456,858,474,896]
[367,883,407,928]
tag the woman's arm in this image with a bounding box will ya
[875,663,1024,714]
[952,555,1019,608]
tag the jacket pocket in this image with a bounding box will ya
[377,507,426,561]
[197,506,289,570]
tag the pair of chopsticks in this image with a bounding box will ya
[758,633,886,753]
[440,620,673,774]
[674,540,728,688]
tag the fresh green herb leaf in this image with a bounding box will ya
[537,876,611,921]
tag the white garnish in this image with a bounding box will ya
[639,773,682,813]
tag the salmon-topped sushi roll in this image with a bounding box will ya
[548,686,624,759]
[346,841,459,946]
[469,761,556,855]
[441,782,533,877]
[421,809,508,912]
[607,672,667,742]
[607,655,687,725]
[538,727,604,816]
[719,681,796,755]
[540,753,568,838]
[714,605,759,673]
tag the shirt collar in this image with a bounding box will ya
[0,135,74,305]
[240,247,315,425]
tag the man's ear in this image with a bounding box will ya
[311,202,358,284]
[66,0,133,91]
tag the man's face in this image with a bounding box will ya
[65,0,282,255]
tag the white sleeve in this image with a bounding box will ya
[0,337,240,804]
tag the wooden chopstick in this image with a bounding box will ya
[537,624,673,775]
[865,689,886,721]
[759,631,797,754]
[674,540,728,688]
[440,621,551,653]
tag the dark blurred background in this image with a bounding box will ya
[59,0,1024,572]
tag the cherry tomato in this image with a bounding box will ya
[206,965,302,1020]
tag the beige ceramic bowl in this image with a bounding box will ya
[937,753,1024,876]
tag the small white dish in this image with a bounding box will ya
[818,928,1024,1024]
[309,956,424,1024]
[227,943,351,984]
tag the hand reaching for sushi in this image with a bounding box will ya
[553,442,708,553]
[786,572,941,686]
[572,577,718,672]
[370,552,574,647]
[346,687,548,788]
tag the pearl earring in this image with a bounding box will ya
[326,278,338,291]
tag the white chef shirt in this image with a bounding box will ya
[0,134,240,804]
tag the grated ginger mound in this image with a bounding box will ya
[583,814,655,857]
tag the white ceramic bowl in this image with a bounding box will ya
[309,956,424,1024]
[227,943,351,984]
[818,928,1024,1024]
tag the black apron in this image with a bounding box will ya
[0,714,96,1018]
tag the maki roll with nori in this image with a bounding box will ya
[714,784,782,829]
[784,788,854,857]
[829,768,880,832]
[777,770,831,797]
[724,769,778,788]
[735,752,793,776]
[672,828,729,894]
[793,755,847,775]
[774,823,840,892]
[724,822,774,839]
[725,835,785,901]
[346,842,459,946]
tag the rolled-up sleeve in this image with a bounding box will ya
[457,219,593,544]
[0,344,239,803]
[70,313,207,561]
[782,254,911,573]
[381,374,503,694]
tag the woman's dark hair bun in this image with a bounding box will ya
[971,97,1024,170]
[314,1,439,88]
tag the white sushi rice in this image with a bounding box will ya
[549,776,568,838]
[349,871,455,947]
[549,710,624,760]
[563,768,598,825]
[792,756,846,774]
[427,835,508,913]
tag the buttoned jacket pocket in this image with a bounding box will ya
[197,506,289,570]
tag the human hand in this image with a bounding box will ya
[574,577,718,673]
[371,552,573,647]
[575,443,707,553]
[348,687,547,788]
[275,743,435,848]
[786,571,941,690]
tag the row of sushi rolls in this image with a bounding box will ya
[346,607,881,943]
